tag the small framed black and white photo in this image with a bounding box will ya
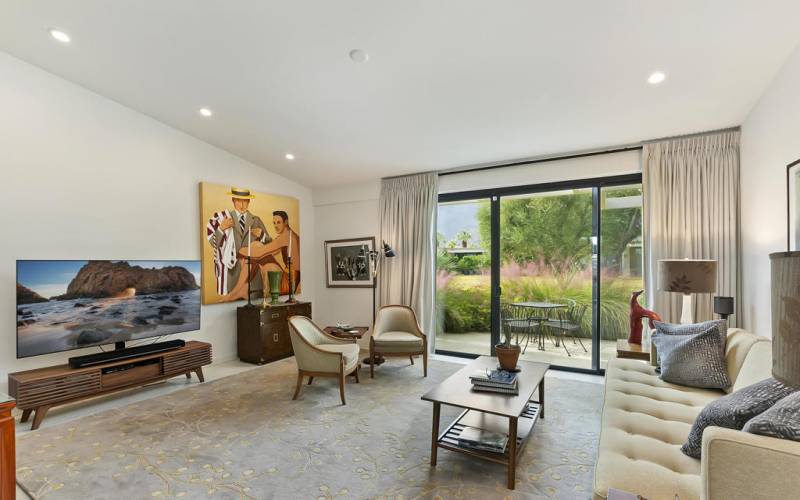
[788,159,800,251]
[324,237,375,288]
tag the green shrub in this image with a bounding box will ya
[436,275,643,340]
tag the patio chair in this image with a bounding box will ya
[500,302,539,354]
[545,302,588,357]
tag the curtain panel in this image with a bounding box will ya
[643,130,741,325]
[378,172,438,340]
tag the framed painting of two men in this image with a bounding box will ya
[200,182,300,304]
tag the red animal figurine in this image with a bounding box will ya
[629,290,661,344]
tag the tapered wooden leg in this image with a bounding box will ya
[339,371,346,405]
[292,372,303,400]
[539,377,545,419]
[194,367,205,383]
[370,349,375,379]
[423,346,428,378]
[307,376,314,385]
[185,372,191,380]
[430,402,440,466]
[20,409,32,423]
[31,405,51,431]
[409,355,414,365]
[508,417,518,489]
[354,365,360,383]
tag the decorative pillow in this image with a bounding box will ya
[651,319,728,368]
[651,323,730,389]
[743,391,800,442]
[682,378,796,458]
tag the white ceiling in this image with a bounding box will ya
[2,1,799,188]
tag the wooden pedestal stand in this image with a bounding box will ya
[8,341,212,430]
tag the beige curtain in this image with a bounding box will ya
[378,172,438,340]
[643,130,741,325]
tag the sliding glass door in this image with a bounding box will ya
[499,189,594,370]
[435,174,642,374]
[435,198,492,356]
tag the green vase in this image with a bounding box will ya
[267,271,282,304]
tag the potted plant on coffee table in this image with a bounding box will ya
[495,323,521,371]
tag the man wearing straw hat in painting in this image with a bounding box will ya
[207,187,271,301]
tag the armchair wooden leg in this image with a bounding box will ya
[339,371,346,405]
[409,355,414,365]
[354,365,360,383]
[307,376,314,385]
[292,372,304,400]
[370,350,375,379]
[423,348,428,378]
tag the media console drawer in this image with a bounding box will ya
[101,361,161,388]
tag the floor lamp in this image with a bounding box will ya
[360,241,396,365]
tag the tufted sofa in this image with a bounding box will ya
[593,329,800,500]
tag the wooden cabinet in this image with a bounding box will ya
[237,302,311,364]
[1,397,15,500]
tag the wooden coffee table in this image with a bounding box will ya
[421,356,548,489]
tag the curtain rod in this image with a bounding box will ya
[435,125,740,178]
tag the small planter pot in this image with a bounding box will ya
[495,343,521,371]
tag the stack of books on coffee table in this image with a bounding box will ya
[469,369,519,395]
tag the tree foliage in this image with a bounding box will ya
[474,188,642,281]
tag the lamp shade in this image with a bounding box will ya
[714,296,735,316]
[658,259,717,294]
[770,252,800,388]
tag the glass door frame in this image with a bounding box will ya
[436,173,643,375]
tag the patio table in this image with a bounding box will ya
[512,302,568,350]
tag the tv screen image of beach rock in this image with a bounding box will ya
[16,260,201,358]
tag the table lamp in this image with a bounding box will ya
[770,252,800,388]
[658,259,717,324]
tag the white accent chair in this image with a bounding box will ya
[288,316,360,405]
[369,305,428,378]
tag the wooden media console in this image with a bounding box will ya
[8,340,212,430]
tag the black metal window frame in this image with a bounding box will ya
[436,172,643,376]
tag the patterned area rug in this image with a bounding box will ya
[16,358,603,499]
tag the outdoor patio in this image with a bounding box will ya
[435,331,618,370]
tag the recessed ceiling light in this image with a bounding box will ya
[49,29,71,43]
[648,71,666,85]
[349,49,369,63]
[284,153,295,161]
[199,108,213,117]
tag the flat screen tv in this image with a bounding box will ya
[16,260,201,359]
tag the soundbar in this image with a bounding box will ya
[69,339,186,368]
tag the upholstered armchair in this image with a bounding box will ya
[287,316,361,405]
[369,305,427,378]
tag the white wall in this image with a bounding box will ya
[740,44,800,337]
[312,182,380,350]
[0,52,314,392]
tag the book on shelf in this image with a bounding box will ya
[457,426,508,454]
[469,369,517,386]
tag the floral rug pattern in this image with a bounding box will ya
[16,358,602,499]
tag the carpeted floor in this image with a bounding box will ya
[16,358,603,499]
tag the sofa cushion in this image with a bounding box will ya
[743,391,800,442]
[652,324,731,390]
[728,333,773,392]
[594,357,722,500]
[681,378,796,458]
